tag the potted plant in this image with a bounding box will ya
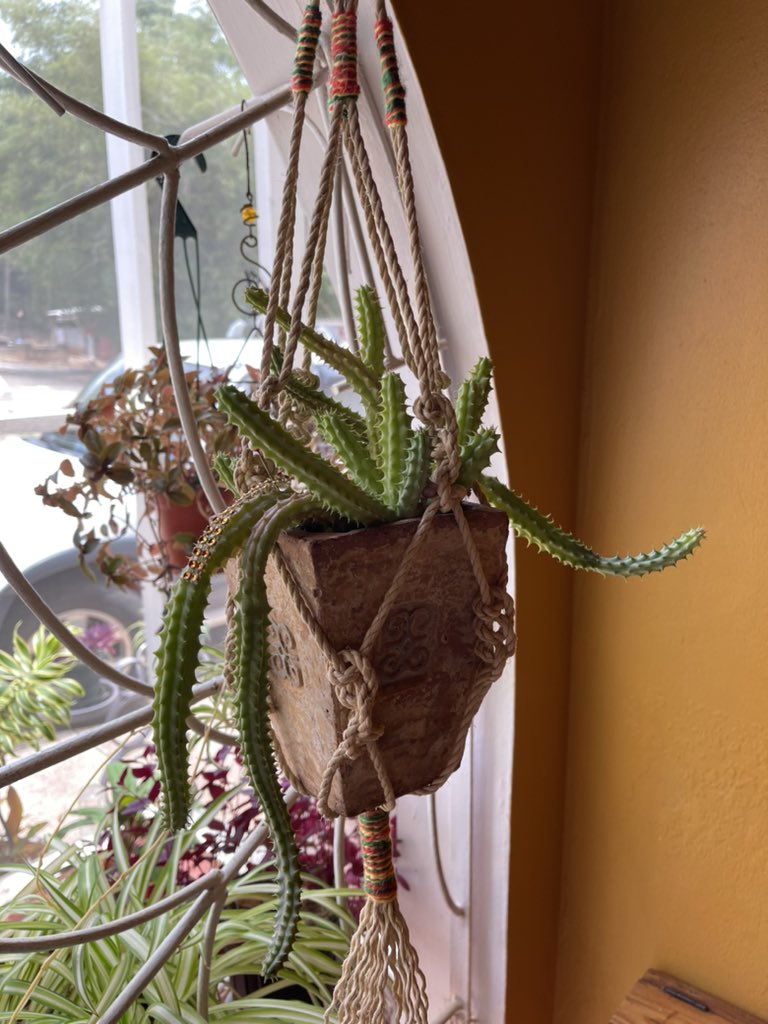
[35,346,243,593]
[0,824,356,1021]
[150,284,704,978]
[0,625,84,860]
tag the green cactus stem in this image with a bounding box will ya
[456,356,493,446]
[355,284,386,380]
[396,429,432,519]
[232,493,321,976]
[153,491,281,831]
[478,473,704,577]
[377,372,413,511]
[316,407,382,498]
[457,427,500,489]
[216,384,393,525]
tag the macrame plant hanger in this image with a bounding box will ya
[244,3,516,1022]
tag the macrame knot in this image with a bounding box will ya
[317,649,395,818]
[473,585,517,666]
[414,390,452,430]
[257,373,280,410]
[331,649,384,753]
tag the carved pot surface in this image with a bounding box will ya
[265,503,510,816]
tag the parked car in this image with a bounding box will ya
[0,329,348,720]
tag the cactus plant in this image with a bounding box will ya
[152,284,704,977]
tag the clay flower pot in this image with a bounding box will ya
[265,503,511,816]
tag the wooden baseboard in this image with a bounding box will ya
[611,970,767,1024]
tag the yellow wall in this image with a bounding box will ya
[555,2,768,1020]
[399,2,768,1021]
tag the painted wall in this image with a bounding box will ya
[555,2,768,1020]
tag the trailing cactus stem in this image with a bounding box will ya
[378,372,413,511]
[153,491,280,831]
[479,474,704,577]
[233,494,321,975]
[456,356,493,445]
[216,384,393,524]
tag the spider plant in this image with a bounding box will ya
[152,284,704,978]
[0,797,355,1024]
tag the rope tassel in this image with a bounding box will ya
[326,810,428,1024]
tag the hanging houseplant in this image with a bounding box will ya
[151,5,704,1023]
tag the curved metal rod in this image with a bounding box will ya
[0,678,222,789]
[332,163,359,353]
[98,889,215,1024]
[220,786,299,883]
[428,792,465,917]
[240,0,298,45]
[333,815,346,891]
[0,870,224,953]
[0,48,170,152]
[197,888,226,1018]
[0,541,152,698]
[0,82,293,256]
[0,43,65,116]
[158,168,225,513]
[429,998,466,1024]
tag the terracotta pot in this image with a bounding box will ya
[154,493,212,570]
[265,504,511,816]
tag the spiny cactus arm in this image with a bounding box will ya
[245,285,379,410]
[396,429,431,519]
[377,372,413,511]
[233,493,322,975]
[456,357,493,446]
[211,452,237,495]
[355,284,386,380]
[216,385,393,524]
[457,427,500,490]
[478,474,705,577]
[316,408,383,499]
[153,577,213,832]
[279,368,369,436]
[153,492,280,831]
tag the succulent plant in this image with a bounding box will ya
[152,284,703,977]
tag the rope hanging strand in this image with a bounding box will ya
[325,809,428,1024]
[274,5,361,395]
[374,4,448,411]
[258,1,322,407]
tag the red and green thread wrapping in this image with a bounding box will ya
[374,16,406,128]
[329,10,360,105]
[292,2,322,94]
[358,809,398,903]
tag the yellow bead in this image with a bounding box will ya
[240,203,257,226]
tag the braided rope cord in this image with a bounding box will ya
[258,2,322,405]
[343,103,418,371]
[325,809,429,1023]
